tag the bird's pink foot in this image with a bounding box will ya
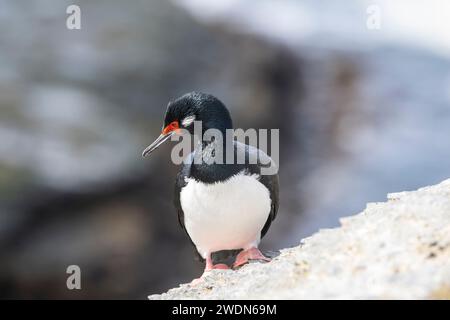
[233,247,271,268]
[190,258,230,285]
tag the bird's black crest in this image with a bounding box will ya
[164,92,233,133]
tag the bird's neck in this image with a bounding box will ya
[190,136,243,183]
[195,119,233,161]
[195,137,227,164]
[201,115,233,137]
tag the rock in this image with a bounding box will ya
[149,179,450,299]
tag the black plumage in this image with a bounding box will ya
[174,140,279,261]
[143,92,279,269]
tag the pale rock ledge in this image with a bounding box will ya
[149,179,450,299]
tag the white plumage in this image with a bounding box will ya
[180,171,271,259]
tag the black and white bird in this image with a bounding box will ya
[142,92,279,277]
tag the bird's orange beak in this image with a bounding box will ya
[142,121,180,157]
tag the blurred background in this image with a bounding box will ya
[0,0,449,299]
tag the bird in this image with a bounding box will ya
[142,92,279,278]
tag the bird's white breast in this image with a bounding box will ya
[180,171,271,258]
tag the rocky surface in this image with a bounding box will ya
[150,179,450,299]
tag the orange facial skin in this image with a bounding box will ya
[162,121,180,135]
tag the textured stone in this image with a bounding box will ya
[149,179,450,299]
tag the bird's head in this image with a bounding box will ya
[142,92,232,157]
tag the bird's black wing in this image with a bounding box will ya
[235,142,280,239]
[258,170,279,238]
[174,152,205,262]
